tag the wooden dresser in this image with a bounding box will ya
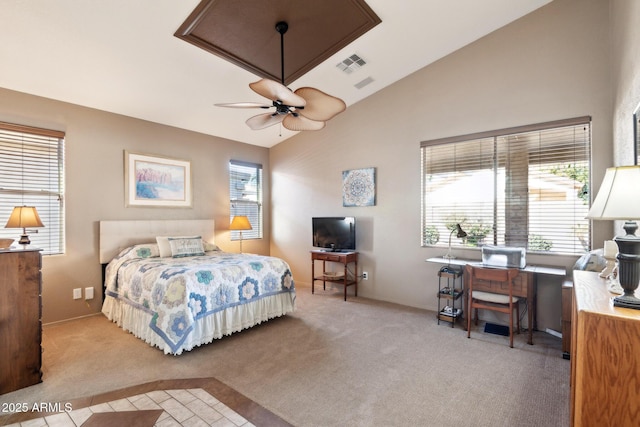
[0,248,42,394]
[570,270,640,426]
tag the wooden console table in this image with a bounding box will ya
[311,250,358,301]
[570,270,640,426]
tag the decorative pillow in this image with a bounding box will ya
[168,236,205,258]
[203,240,220,252]
[157,235,200,257]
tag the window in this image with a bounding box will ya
[421,117,591,256]
[0,122,65,255]
[229,160,262,240]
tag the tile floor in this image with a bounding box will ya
[4,388,254,427]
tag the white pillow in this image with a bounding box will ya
[168,236,205,258]
[203,241,220,252]
[156,235,200,257]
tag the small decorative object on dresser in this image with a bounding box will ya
[0,247,42,394]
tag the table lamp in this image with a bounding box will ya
[4,206,44,245]
[444,223,467,260]
[229,215,252,253]
[587,166,640,309]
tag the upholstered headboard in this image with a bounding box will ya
[99,219,215,264]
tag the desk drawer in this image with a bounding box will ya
[314,253,342,262]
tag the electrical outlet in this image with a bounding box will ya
[73,288,82,300]
[362,271,369,280]
[85,287,94,300]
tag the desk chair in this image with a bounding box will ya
[466,264,521,348]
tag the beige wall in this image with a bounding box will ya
[612,0,640,166]
[270,0,613,332]
[0,88,271,324]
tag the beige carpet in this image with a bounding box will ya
[0,283,570,426]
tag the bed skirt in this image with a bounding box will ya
[102,292,296,355]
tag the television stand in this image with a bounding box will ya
[311,250,358,301]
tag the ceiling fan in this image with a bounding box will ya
[216,21,346,132]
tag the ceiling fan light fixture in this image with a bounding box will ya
[249,79,306,108]
[217,20,346,131]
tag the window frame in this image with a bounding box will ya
[0,122,65,255]
[229,160,263,241]
[420,116,591,256]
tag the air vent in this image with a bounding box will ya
[354,76,374,89]
[336,54,366,74]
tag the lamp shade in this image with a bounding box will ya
[587,166,640,220]
[5,206,44,229]
[455,223,467,238]
[229,215,252,231]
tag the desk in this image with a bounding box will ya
[426,257,566,345]
[311,251,358,301]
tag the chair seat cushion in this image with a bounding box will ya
[472,291,519,304]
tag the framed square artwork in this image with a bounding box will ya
[342,167,376,207]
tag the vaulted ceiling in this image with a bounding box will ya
[0,0,551,147]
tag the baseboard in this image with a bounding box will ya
[43,312,102,327]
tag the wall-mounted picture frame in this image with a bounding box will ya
[342,167,376,207]
[124,151,192,207]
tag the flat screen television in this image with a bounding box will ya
[312,217,356,251]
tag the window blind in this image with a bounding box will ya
[229,160,262,240]
[421,117,591,255]
[0,122,65,254]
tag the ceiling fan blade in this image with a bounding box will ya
[282,114,326,131]
[294,87,346,121]
[246,113,285,130]
[215,102,271,109]
[249,79,306,107]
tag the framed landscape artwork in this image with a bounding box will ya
[125,151,192,207]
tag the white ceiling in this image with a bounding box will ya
[0,0,551,148]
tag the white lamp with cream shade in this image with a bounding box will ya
[4,206,44,245]
[587,166,640,309]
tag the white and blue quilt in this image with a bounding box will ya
[103,244,295,354]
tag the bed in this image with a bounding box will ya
[100,220,296,355]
